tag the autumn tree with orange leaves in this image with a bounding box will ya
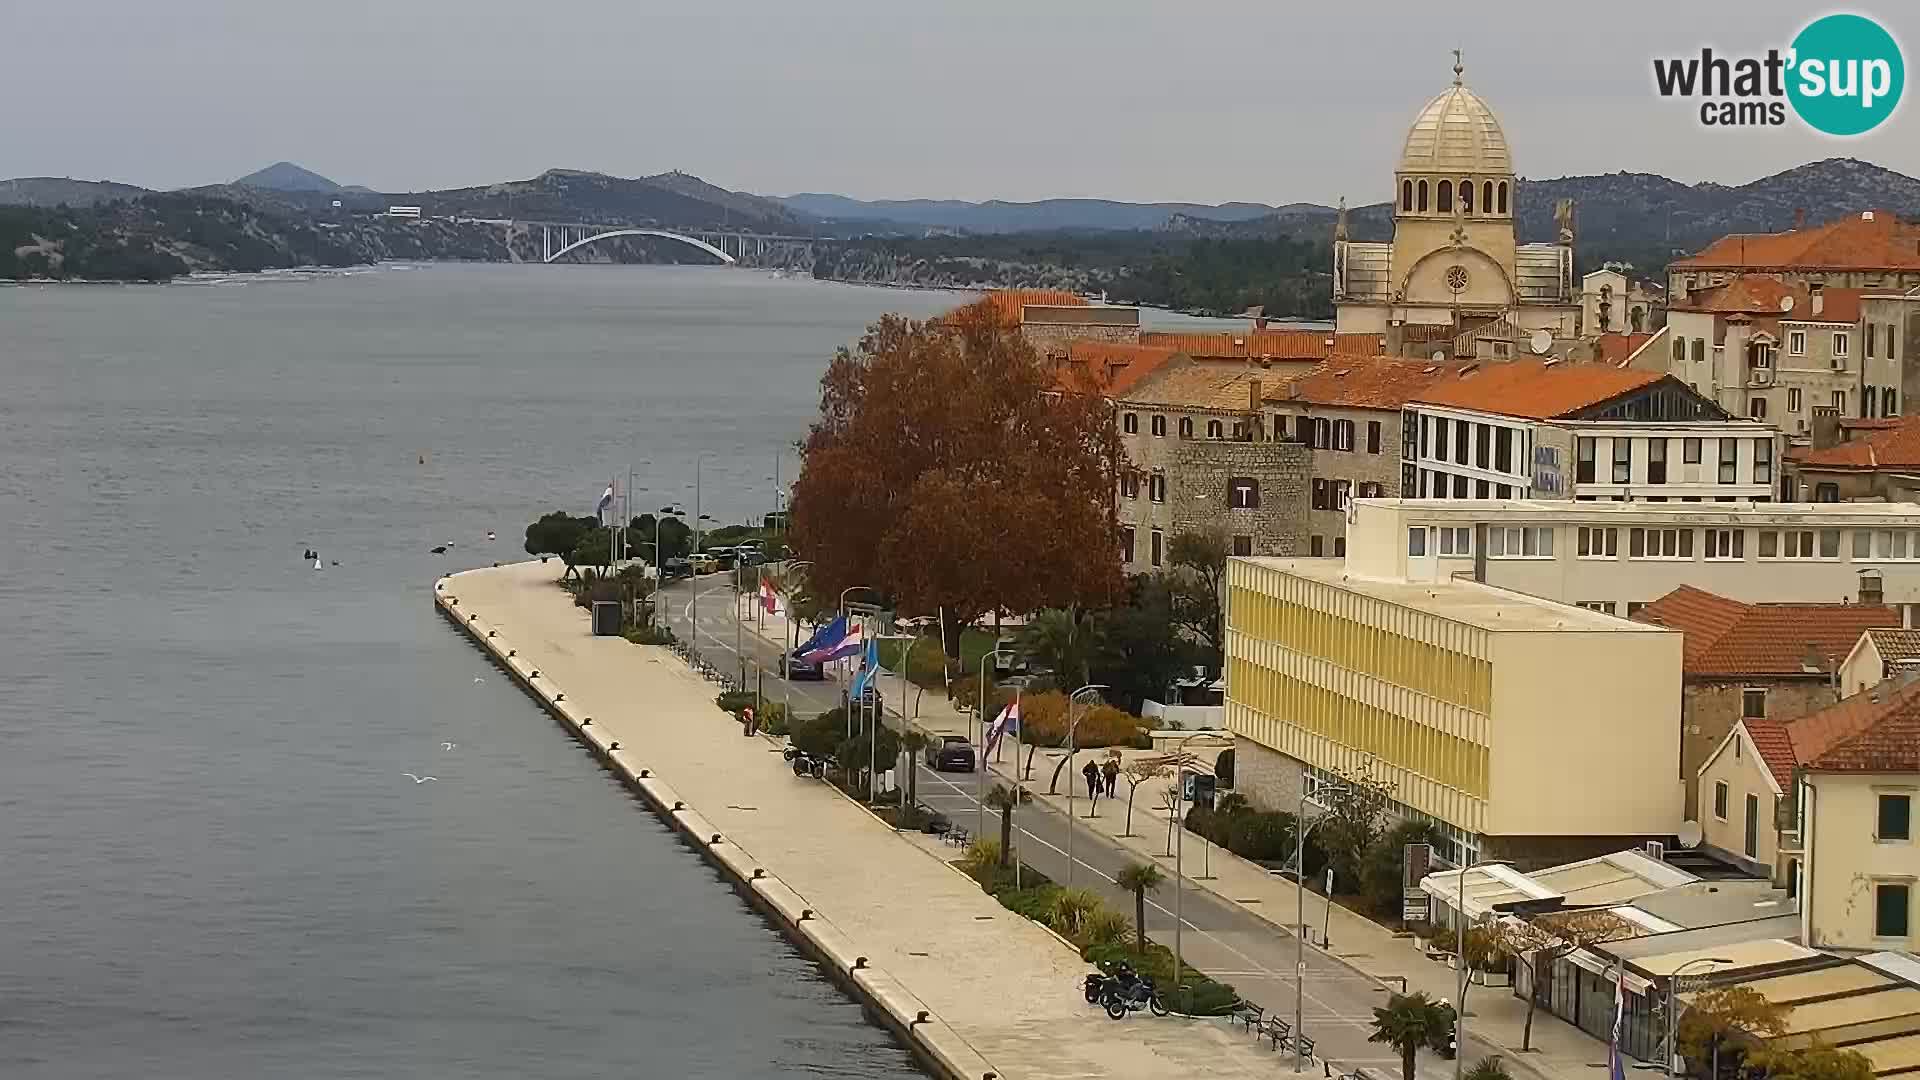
[788,299,1123,678]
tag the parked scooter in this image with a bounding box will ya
[782,745,831,779]
[1102,973,1168,1019]
[1433,999,1459,1059]
[1083,959,1135,1004]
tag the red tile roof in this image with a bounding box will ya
[1267,356,1465,410]
[1632,585,1899,678]
[1673,212,1920,273]
[1743,718,1801,790]
[1594,332,1655,367]
[1410,360,1667,419]
[1864,628,1920,667]
[1056,341,1182,397]
[1790,415,1920,470]
[1787,675,1920,773]
[959,289,1087,325]
[1671,275,1866,323]
[1140,330,1384,361]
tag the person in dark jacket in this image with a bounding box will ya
[1101,757,1119,798]
[1081,759,1101,801]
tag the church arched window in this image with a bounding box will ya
[1461,180,1473,214]
[1437,180,1453,213]
[1402,180,1413,212]
[1497,182,1508,214]
[1483,181,1494,215]
[1417,180,1428,212]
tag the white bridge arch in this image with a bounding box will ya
[541,226,737,265]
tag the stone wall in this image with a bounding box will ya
[1270,404,1406,556]
[1231,735,1304,812]
[1681,678,1838,815]
[1171,439,1311,558]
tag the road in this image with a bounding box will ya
[658,574,1509,1080]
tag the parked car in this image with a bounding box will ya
[923,734,976,772]
[661,557,694,581]
[706,548,738,571]
[690,554,718,575]
[784,650,825,681]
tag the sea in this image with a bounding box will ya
[0,263,1234,1078]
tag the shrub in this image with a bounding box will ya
[1227,810,1296,863]
[1084,909,1133,948]
[788,709,845,758]
[1465,1056,1512,1080]
[957,838,1002,882]
[624,623,675,646]
[1045,887,1105,940]
[996,885,1059,923]
[758,703,791,736]
[1214,748,1235,788]
[1011,690,1150,749]
[715,690,758,714]
[1364,820,1445,918]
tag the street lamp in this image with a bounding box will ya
[1665,957,1734,1079]
[654,505,685,631]
[1449,857,1517,1080]
[875,631,918,812]
[975,648,1017,841]
[1063,683,1107,890]
[1168,731,1213,1012]
[1281,782,1347,1073]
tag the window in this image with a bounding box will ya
[1332,479,1351,511]
[1475,424,1491,469]
[1437,526,1471,556]
[1789,330,1807,355]
[1745,793,1760,859]
[1834,332,1850,358]
[1151,414,1166,437]
[1232,534,1253,557]
[1577,526,1619,557]
[1453,474,1469,498]
[1713,781,1729,820]
[1148,473,1166,503]
[1743,688,1767,718]
[1434,417,1450,462]
[1750,397,1768,420]
[1123,412,1138,434]
[1315,417,1332,449]
[1178,417,1193,438]
[1869,325,1878,359]
[1789,387,1803,412]
[1488,526,1554,558]
[1875,883,1910,939]
[1121,473,1139,499]
[1576,438,1597,483]
[1815,483,1840,503]
[1629,527,1694,559]
[1626,601,1646,617]
[1760,529,1816,558]
[1577,601,1618,615]
[1497,182,1508,214]
[1482,181,1494,215]
[1122,527,1136,563]
[1334,419,1354,451]
[1692,338,1706,364]
[1684,437,1702,464]
[1310,535,1325,557]
[1408,527,1427,557]
[1719,440,1738,483]
[1357,482,1384,499]
[1311,478,1327,510]
[1367,420,1382,455]
[1820,529,1841,558]
[1754,345,1773,369]
[1755,439,1773,484]
[1475,479,1490,499]
[1612,439,1632,483]
[1417,179,1428,212]
[1150,529,1163,568]
[1455,420,1469,464]
[1401,179,1413,212]
[1494,428,1512,473]
[1335,536,1346,557]
[1834,389,1848,411]
[1273,414,1288,440]
[1228,477,1260,509]
[1706,529,1745,559]
[1880,794,1912,841]
[1461,178,1473,213]
[1438,179,1453,213]
[1672,337,1685,365]
[1648,439,1668,484]
[1496,484,1511,499]
[1207,418,1223,439]
[1869,530,1912,560]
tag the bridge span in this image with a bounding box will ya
[527,221,819,268]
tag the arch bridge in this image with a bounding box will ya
[540,223,736,265]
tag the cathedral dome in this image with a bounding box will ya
[1398,76,1511,176]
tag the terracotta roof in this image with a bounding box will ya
[1790,415,1920,470]
[1410,359,1667,419]
[965,289,1086,324]
[1594,332,1655,367]
[1864,628,1920,666]
[1743,718,1801,790]
[1139,330,1384,361]
[1267,356,1465,410]
[1118,359,1263,412]
[1787,675,1920,773]
[1671,275,1866,323]
[1632,585,1899,678]
[1673,212,1920,273]
[1056,341,1181,397]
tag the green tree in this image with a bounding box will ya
[1490,909,1637,1051]
[1742,1041,1873,1080]
[524,511,599,576]
[1095,574,1195,714]
[1678,987,1792,1079]
[1370,992,1455,1080]
[1167,528,1229,669]
[1114,861,1165,951]
[629,514,693,561]
[570,526,617,574]
[984,783,1021,868]
[836,723,901,799]
[1316,761,1397,893]
[1017,606,1108,691]
[1364,820,1445,918]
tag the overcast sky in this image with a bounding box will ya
[6,2,1914,205]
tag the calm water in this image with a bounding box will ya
[0,265,965,1079]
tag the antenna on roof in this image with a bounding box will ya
[1780,296,1795,313]
[1530,329,1553,355]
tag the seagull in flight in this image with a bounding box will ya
[402,772,437,784]
[472,677,484,683]
[442,742,457,751]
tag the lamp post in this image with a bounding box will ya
[837,586,877,739]
[876,631,918,813]
[1450,857,1517,1080]
[1288,783,1346,1073]
[1169,730,1212,1012]
[1665,957,1734,1079]
[778,561,812,722]
[655,505,684,631]
[1063,683,1107,890]
[976,648,1016,841]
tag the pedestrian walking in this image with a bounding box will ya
[1102,757,1119,798]
[1082,758,1100,801]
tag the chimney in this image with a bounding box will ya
[1795,207,1807,230]
[1810,282,1825,317]
[1861,568,1885,607]
[1254,316,1269,331]
[1249,377,1263,413]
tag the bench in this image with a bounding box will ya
[1294,1035,1316,1059]
[1230,1000,1265,1032]
[1259,1016,1291,1050]
[944,827,971,848]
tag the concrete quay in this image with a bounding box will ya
[436,560,1328,1080]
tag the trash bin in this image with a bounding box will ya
[591,601,621,636]
[1184,772,1217,810]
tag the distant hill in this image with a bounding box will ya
[0,176,152,207]
[386,168,814,232]
[777,192,1288,233]
[234,161,348,193]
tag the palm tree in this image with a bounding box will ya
[1370,992,1453,1080]
[984,783,1020,868]
[898,729,932,814]
[1017,607,1107,691]
[1114,862,1165,952]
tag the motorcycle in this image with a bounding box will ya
[1102,973,1168,1019]
[782,745,832,779]
[1083,960,1135,1004]
[1433,1000,1458,1059]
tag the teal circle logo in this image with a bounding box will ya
[1787,14,1904,136]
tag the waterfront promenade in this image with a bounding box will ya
[439,560,1346,1080]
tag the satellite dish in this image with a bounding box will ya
[1431,350,1446,362]
[1530,329,1553,355]
[1677,820,1704,849]
[1779,296,1795,313]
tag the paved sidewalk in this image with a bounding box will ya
[734,599,1614,1080]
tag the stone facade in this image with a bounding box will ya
[1020,305,1141,358]
[1230,735,1304,810]
[1679,679,1840,817]
[1115,410,1311,572]
[1267,403,1404,556]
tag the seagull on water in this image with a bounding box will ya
[442,742,457,751]
[473,676,484,683]
[430,545,448,555]
[402,772,437,784]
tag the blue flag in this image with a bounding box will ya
[848,639,881,699]
[795,615,841,657]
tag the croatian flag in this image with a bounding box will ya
[984,695,1020,760]
[595,482,615,522]
[760,578,779,614]
[801,616,864,663]
[1608,964,1627,1080]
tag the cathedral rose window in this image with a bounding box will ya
[1445,265,1470,292]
